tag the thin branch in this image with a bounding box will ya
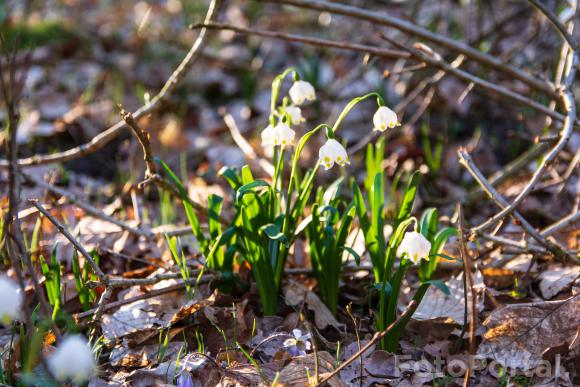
[0,0,223,169]
[457,149,578,264]
[30,200,109,282]
[192,22,410,60]
[270,0,558,98]
[472,52,578,233]
[22,172,154,238]
[528,0,577,49]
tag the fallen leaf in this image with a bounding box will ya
[477,295,580,370]
[408,271,485,324]
[539,266,579,299]
[284,280,344,331]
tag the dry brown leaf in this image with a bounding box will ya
[280,351,345,387]
[477,295,580,370]
[408,271,485,324]
[283,280,344,331]
[539,266,580,299]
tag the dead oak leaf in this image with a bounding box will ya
[284,281,344,331]
[477,295,580,370]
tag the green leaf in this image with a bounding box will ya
[236,180,270,203]
[396,171,420,222]
[344,247,361,266]
[322,177,344,206]
[218,166,242,190]
[259,223,288,247]
[424,279,450,295]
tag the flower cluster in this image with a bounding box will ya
[261,77,399,172]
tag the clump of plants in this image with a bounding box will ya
[165,67,456,351]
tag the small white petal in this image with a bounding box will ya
[289,81,316,106]
[283,338,297,347]
[319,139,349,170]
[0,276,22,325]
[261,125,275,147]
[48,335,96,383]
[373,106,399,132]
[397,231,431,264]
[292,328,303,339]
[284,105,304,125]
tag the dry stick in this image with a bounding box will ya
[456,204,476,387]
[222,111,275,177]
[21,172,154,239]
[472,9,579,233]
[540,210,580,237]
[119,105,228,224]
[30,200,109,283]
[0,0,222,169]
[270,0,557,98]
[119,106,157,181]
[73,275,214,321]
[457,150,578,263]
[193,22,410,60]
[314,300,418,387]
[528,0,578,50]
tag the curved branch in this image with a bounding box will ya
[0,0,222,169]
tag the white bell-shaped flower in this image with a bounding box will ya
[0,276,22,325]
[373,106,399,132]
[261,123,295,148]
[397,231,432,264]
[319,139,349,170]
[48,335,96,383]
[284,105,304,125]
[289,80,316,105]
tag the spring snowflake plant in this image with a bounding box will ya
[160,67,455,353]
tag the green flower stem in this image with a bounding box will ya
[270,67,296,119]
[331,92,384,132]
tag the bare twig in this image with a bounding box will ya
[22,172,154,238]
[30,200,108,282]
[119,105,157,182]
[457,150,578,263]
[0,0,222,169]
[222,111,275,177]
[528,0,577,49]
[270,0,557,98]
[314,300,418,387]
[456,204,476,362]
[193,22,410,60]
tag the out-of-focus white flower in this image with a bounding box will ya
[0,276,22,325]
[373,106,399,132]
[289,80,316,105]
[397,231,432,264]
[261,123,295,147]
[48,335,96,383]
[284,105,304,125]
[283,329,311,356]
[319,139,349,170]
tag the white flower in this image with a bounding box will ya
[289,80,316,105]
[261,123,295,148]
[283,329,311,356]
[397,231,432,264]
[0,276,22,325]
[48,335,96,383]
[373,106,399,132]
[319,139,349,170]
[284,105,304,125]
